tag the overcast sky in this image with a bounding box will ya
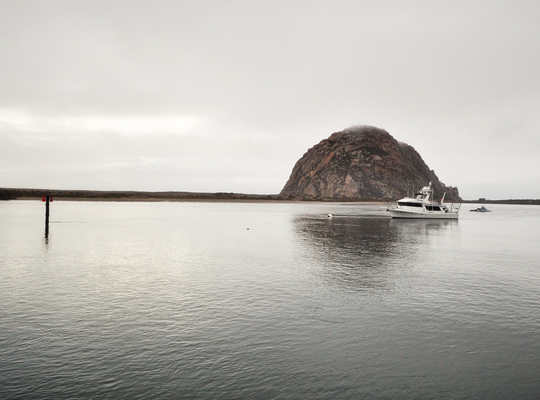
[1,0,539,200]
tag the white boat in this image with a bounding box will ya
[387,182,460,219]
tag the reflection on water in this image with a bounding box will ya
[293,215,458,292]
[294,216,398,258]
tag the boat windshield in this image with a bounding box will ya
[398,201,423,208]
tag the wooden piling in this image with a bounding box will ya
[44,195,50,238]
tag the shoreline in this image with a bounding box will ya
[12,196,383,205]
[14,198,384,206]
[2,187,539,205]
[1,188,383,204]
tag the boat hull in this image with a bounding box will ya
[388,209,459,219]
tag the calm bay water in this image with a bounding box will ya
[1,200,539,399]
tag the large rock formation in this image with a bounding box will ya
[280,125,460,201]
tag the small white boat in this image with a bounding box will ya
[470,206,491,212]
[387,182,460,219]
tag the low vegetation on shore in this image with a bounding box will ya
[0,188,281,202]
[1,187,539,204]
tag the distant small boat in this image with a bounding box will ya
[470,206,491,212]
[386,182,460,219]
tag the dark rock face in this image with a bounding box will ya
[280,125,460,201]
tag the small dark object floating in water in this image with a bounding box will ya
[470,206,491,212]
